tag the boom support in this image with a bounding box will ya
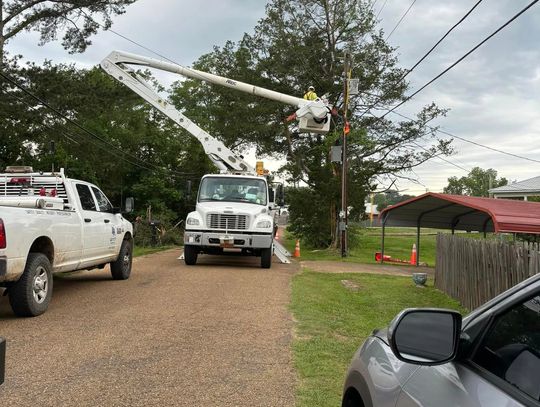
[100,50,331,173]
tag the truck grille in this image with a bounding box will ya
[207,214,248,230]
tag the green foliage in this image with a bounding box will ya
[286,187,333,247]
[291,270,467,407]
[0,0,137,58]
[373,190,414,211]
[444,167,508,197]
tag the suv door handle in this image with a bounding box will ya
[84,218,92,223]
[104,219,110,223]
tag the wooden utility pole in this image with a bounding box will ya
[340,52,351,257]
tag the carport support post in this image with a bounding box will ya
[381,217,386,264]
[416,222,420,267]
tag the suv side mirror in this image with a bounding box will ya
[387,308,462,366]
[124,197,134,214]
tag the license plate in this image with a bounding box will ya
[219,235,234,247]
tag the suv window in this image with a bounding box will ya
[76,184,97,211]
[91,187,113,212]
[472,294,540,401]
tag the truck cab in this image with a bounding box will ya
[184,174,276,268]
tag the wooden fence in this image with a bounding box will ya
[435,233,540,310]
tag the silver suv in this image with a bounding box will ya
[342,273,540,407]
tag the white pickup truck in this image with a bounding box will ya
[0,166,134,317]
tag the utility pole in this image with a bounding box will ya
[340,52,351,257]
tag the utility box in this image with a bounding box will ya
[331,146,342,163]
[348,78,359,95]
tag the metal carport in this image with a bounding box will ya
[379,193,540,265]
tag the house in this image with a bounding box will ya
[489,176,540,201]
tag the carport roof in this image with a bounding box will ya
[380,193,540,234]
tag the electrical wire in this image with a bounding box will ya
[0,73,196,178]
[390,110,540,165]
[375,0,540,121]
[358,0,484,118]
[410,140,471,173]
[386,0,417,41]
[375,0,389,20]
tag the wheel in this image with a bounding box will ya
[110,239,133,280]
[261,246,272,269]
[184,245,198,265]
[8,253,53,317]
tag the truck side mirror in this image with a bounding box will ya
[124,197,134,214]
[278,184,285,206]
[186,180,192,200]
[269,188,275,203]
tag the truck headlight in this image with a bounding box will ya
[187,217,200,226]
[256,220,272,229]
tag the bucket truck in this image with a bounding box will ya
[100,50,332,268]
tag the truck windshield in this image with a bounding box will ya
[198,177,267,206]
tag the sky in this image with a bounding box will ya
[5,0,540,195]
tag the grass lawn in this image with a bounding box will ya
[133,245,175,257]
[282,227,485,267]
[291,270,468,407]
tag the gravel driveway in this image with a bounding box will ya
[0,249,297,406]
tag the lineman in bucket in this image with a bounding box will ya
[303,85,318,101]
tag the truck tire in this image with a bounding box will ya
[184,245,198,265]
[9,253,53,317]
[261,246,272,269]
[110,239,133,280]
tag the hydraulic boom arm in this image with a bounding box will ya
[100,50,332,173]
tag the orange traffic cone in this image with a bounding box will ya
[294,239,301,258]
[275,228,279,240]
[410,243,417,265]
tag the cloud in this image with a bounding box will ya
[379,0,540,192]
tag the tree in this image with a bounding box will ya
[443,167,507,197]
[0,0,137,60]
[373,190,414,211]
[170,0,451,247]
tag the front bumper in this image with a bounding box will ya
[184,230,273,249]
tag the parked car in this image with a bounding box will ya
[342,273,540,407]
[0,166,134,317]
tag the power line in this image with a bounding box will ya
[386,0,417,41]
[358,0,484,118]
[390,110,540,165]
[375,0,389,20]
[376,0,540,121]
[411,140,471,173]
[402,0,484,82]
[0,72,196,178]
